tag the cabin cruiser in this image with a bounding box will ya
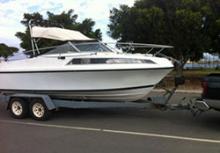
[0,25,174,102]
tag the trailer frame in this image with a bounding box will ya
[0,84,210,121]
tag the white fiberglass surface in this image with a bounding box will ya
[0,52,173,72]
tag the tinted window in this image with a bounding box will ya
[68,58,155,65]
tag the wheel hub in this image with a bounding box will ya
[12,101,23,116]
[32,103,45,118]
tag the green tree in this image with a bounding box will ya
[0,43,18,61]
[16,9,102,55]
[108,0,220,70]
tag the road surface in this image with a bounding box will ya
[0,92,220,153]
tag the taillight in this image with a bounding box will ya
[201,80,208,98]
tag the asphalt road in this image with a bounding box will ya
[0,92,220,153]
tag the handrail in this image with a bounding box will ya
[157,53,180,64]
[21,42,173,58]
[107,42,173,49]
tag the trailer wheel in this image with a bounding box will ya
[9,98,29,119]
[30,99,50,121]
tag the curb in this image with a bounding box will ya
[153,89,202,94]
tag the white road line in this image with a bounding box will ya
[1,119,220,144]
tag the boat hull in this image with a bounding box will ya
[0,68,172,102]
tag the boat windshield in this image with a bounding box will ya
[45,42,112,55]
[74,43,111,52]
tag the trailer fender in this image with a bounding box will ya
[40,95,57,110]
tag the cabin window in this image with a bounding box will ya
[68,58,155,65]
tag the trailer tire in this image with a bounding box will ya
[30,99,50,121]
[9,98,29,119]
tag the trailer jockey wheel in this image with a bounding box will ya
[9,98,29,119]
[30,99,50,121]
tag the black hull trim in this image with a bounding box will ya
[0,85,155,93]
[0,67,173,73]
[0,84,155,93]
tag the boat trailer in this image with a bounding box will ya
[0,76,210,121]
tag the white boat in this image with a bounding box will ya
[0,25,174,102]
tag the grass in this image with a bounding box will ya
[182,69,220,78]
[169,69,220,78]
[159,69,220,90]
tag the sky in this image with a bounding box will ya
[0,0,135,50]
[0,0,219,61]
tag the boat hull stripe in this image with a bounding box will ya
[0,67,173,73]
[0,84,155,93]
